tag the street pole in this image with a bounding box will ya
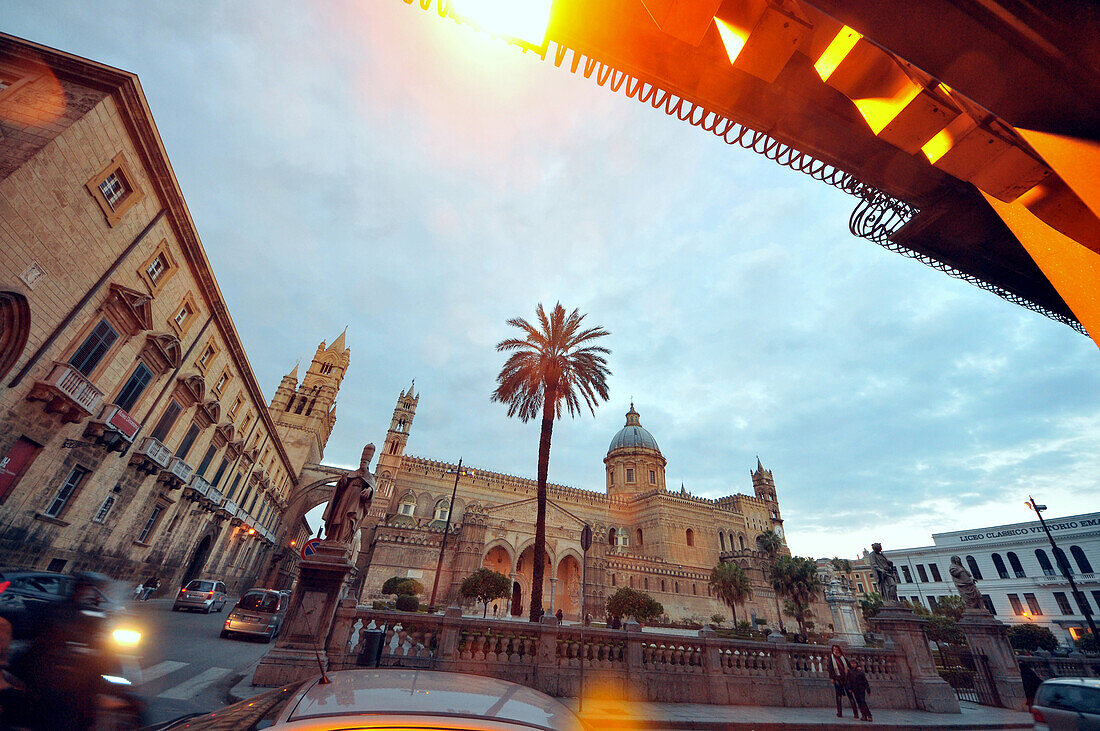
[578,524,592,711]
[429,459,465,609]
[1028,496,1099,642]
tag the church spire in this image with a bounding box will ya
[328,326,348,353]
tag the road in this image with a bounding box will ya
[127,597,271,726]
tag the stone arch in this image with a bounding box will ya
[415,490,434,518]
[555,553,583,619]
[555,547,583,573]
[482,542,514,575]
[515,537,557,567]
[0,290,30,382]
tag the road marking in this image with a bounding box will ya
[158,666,232,700]
[139,660,188,684]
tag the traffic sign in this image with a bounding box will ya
[300,538,322,560]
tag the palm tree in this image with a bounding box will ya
[769,555,823,641]
[709,561,753,627]
[492,303,611,622]
[756,528,787,634]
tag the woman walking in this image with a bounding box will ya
[826,644,858,718]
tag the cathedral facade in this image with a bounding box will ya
[357,386,802,626]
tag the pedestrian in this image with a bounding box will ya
[555,608,563,625]
[826,644,858,718]
[848,661,873,722]
[492,603,498,618]
[132,582,144,600]
[140,575,159,601]
[584,613,591,627]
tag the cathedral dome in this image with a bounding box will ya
[607,404,661,455]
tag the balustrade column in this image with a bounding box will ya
[698,627,728,703]
[437,605,464,671]
[536,614,560,696]
[549,577,558,613]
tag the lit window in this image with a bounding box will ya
[93,495,116,523]
[1024,594,1043,616]
[45,465,89,518]
[1007,594,1024,616]
[98,171,129,209]
[138,506,163,543]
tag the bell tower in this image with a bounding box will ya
[375,382,418,503]
[752,457,783,526]
[269,328,350,475]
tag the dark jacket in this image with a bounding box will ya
[826,654,851,683]
[848,667,871,696]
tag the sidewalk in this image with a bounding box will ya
[229,666,1032,730]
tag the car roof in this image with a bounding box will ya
[1040,677,1100,689]
[286,669,581,731]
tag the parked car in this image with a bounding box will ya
[1032,677,1100,730]
[0,568,119,637]
[172,579,228,613]
[154,668,585,730]
[221,588,287,642]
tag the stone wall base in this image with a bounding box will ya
[252,648,328,687]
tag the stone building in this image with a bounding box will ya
[357,387,824,626]
[0,34,308,593]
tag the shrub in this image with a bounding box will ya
[395,594,419,612]
[710,613,726,626]
[606,588,663,624]
[382,576,424,597]
[926,615,964,646]
[1007,624,1058,653]
[1075,632,1098,654]
[372,600,388,610]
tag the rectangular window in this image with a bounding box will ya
[196,342,217,372]
[240,412,253,434]
[98,170,129,209]
[901,566,913,583]
[228,472,242,500]
[0,436,43,504]
[150,400,183,442]
[857,583,864,593]
[1007,594,1024,616]
[982,595,996,615]
[1054,591,1073,615]
[92,495,116,523]
[138,506,163,543]
[649,470,656,484]
[211,458,230,487]
[1092,592,1100,614]
[115,362,154,411]
[69,319,119,376]
[916,564,929,583]
[146,254,166,284]
[174,303,191,329]
[230,394,244,419]
[214,369,231,396]
[929,563,942,582]
[1073,591,1093,616]
[174,423,200,460]
[45,465,89,518]
[1024,593,1043,615]
[196,446,217,477]
[626,468,634,483]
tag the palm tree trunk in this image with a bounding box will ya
[730,603,738,627]
[529,402,554,622]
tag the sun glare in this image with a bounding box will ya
[448,0,554,47]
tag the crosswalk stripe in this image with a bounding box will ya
[158,666,232,700]
[139,660,188,684]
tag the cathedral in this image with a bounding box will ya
[352,383,803,626]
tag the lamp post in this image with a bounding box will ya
[429,459,471,609]
[578,523,592,711]
[1027,496,1098,642]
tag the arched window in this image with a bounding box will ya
[608,528,617,546]
[966,555,984,580]
[1007,552,1026,578]
[636,529,643,546]
[433,499,449,522]
[398,494,417,516]
[675,581,679,593]
[1035,549,1055,576]
[611,574,617,586]
[660,579,665,592]
[991,553,1009,579]
[644,577,648,589]
[686,528,694,547]
[1054,547,1073,576]
[739,535,746,550]
[629,575,634,588]
[1071,546,1093,574]
[720,533,726,552]
[693,583,697,595]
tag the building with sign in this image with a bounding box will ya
[885,512,1100,644]
[0,34,327,594]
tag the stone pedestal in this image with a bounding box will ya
[871,606,961,713]
[825,579,865,646]
[253,540,356,686]
[958,610,1027,711]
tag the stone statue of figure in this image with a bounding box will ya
[869,542,900,604]
[949,555,986,611]
[322,443,376,544]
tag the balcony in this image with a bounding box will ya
[1035,572,1097,586]
[26,361,104,423]
[207,487,224,511]
[184,474,212,502]
[159,456,193,489]
[216,497,240,523]
[130,436,172,475]
[85,403,140,452]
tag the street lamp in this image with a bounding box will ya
[429,459,474,608]
[1026,496,1098,642]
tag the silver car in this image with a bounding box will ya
[221,588,286,642]
[171,579,227,613]
[157,668,586,730]
[1032,678,1100,730]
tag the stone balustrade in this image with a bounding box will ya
[321,606,920,709]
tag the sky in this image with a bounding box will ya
[7,2,1099,559]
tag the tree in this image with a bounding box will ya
[830,557,852,574]
[926,615,964,646]
[381,576,424,598]
[460,568,512,617]
[492,303,611,622]
[1007,624,1058,653]
[606,587,663,625]
[710,562,753,626]
[769,555,822,641]
[756,528,787,633]
[932,595,966,622]
[859,592,883,623]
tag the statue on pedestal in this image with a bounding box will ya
[322,443,376,544]
[869,543,900,604]
[949,555,986,612]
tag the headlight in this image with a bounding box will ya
[111,628,142,647]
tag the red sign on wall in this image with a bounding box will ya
[0,437,42,504]
[108,406,140,440]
